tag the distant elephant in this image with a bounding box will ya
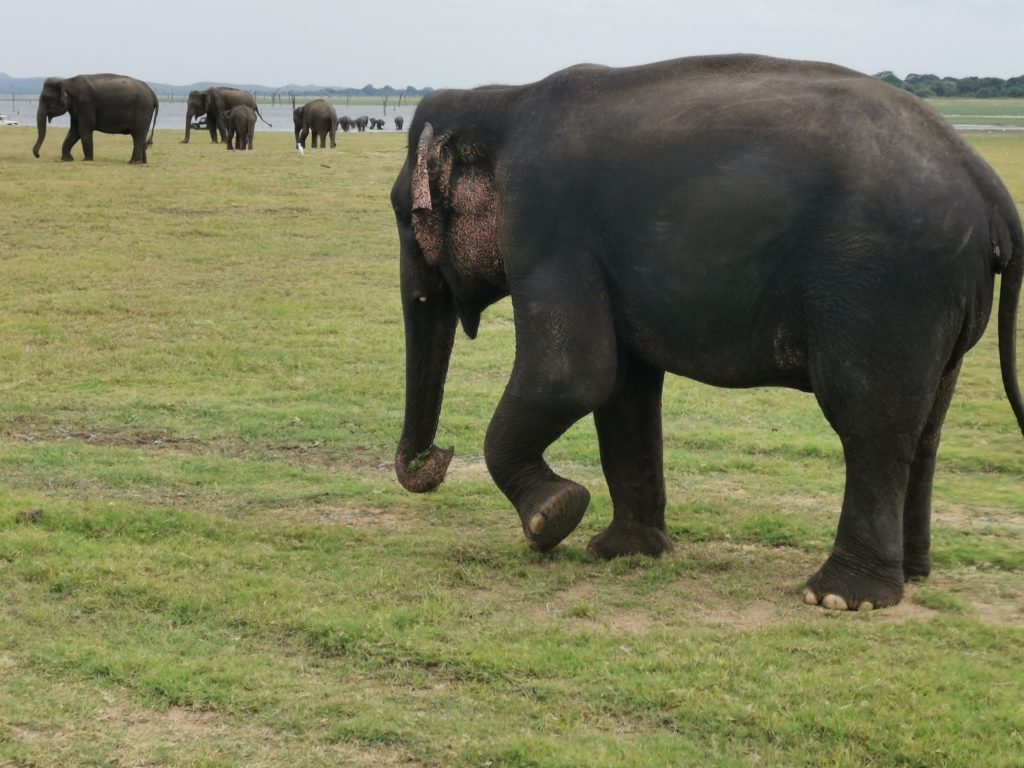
[32,73,158,164]
[219,105,255,150]
[183,86,270,144]
[338,115,352,132]
[353,115,369,132]
[394,116,405,131]
[294,99,337,148]
[392,55,1024,612]
[370,118,386,130]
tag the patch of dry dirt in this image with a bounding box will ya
[447,456,492,482]
[932,503,1024,530]
[690,600,784,630]
[262,504,421,531]
[515,540,1024,632]
[2,424,201,449]
[925,568,1024,628]
[110,705,421,767]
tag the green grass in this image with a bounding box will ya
[927,97,1024,126]
[1,126,1022,767]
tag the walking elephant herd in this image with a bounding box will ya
[30,72,405,163]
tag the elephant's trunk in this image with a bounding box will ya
[183,106,193,144]
[394,251,457,493]
[32,102,47,158]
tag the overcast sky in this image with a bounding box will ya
[5,0,1024,89]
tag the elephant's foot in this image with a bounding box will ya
[587,521,673,559]
[60,155,74,162]
[804,549,904,611]
[519,479,590,552]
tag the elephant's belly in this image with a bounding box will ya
[621,306,812,391]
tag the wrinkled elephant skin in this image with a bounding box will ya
[390,55,1024,612]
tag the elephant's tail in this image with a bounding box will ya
[997,213,1024,438]
[254,104,272,128]
[146,100,158,147]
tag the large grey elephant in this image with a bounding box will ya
[391,55,1024,612]
[183,87,270,143]
[219,105,256,150]
[293,99,337,148]
[32,73,158,164]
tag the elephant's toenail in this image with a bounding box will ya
[528,514,545,535]
[857,601,874,611]
[822,594,849,611]
[803,588,818,605]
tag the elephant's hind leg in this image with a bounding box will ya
[804,353,946,609]
[803,432,914,611]
[130,133,147,164]
[902,361,963,581]
[80,130,94,161]
[587,354,673,559]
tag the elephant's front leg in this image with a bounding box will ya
[587,354,674,559]
[60,123,81,161]
[484,266,618,552]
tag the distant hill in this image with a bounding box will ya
[0,72,433,99]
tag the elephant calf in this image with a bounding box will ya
[391,54,1024,612]
[219,105,256,150]
[294,99,338,149]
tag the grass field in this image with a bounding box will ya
[0,125,1022,767]
[928,98,1024,127]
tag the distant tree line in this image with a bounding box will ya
[321,85,433,98]
[0,73,434,99]
[875,71,1024,98]
[258,84,434,100]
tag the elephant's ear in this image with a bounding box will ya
[412,123,454,266]
[412,123,453,211]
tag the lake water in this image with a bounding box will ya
[6,95,1024,134]
[0,97,416,134]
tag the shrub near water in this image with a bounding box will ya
[0,127,1022,767]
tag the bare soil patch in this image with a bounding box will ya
[933,502,1024,530]
[926,567,1024,627]
[263,504,420,531]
